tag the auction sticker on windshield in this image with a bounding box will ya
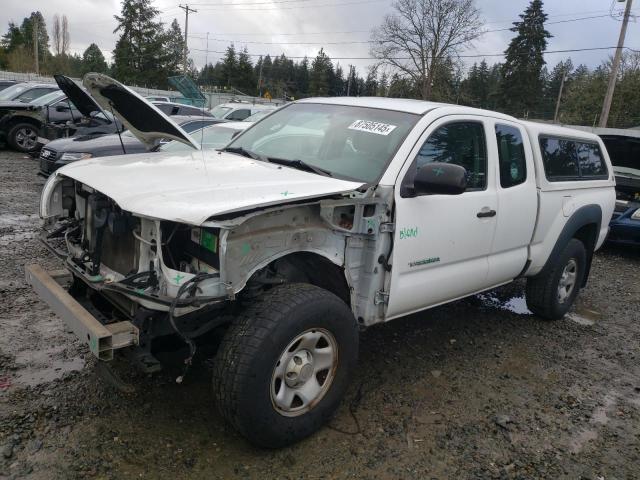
[348,120,397,136]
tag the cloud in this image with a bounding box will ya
[0,0,637,74]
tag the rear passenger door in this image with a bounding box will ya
[486,120,538,284]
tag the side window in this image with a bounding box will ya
[540,136,608,181]
[155,104,172,114]
[16,88,51,102]
[576,142,607,178]
[227,109,251,121]
[415,121,487,190]
[181,120,207,133]
[495,124,526,188]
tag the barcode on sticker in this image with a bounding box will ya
[348,120,397,136]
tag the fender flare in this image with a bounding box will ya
[534,204,602,286]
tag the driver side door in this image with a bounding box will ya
[385,115,498,320]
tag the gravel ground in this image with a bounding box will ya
[1,150,639,480]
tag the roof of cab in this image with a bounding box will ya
[297,96,447,115]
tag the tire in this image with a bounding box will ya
[7,122,40,153]
[526,238,586,320]
[212,283,359,448]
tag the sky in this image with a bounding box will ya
[1,0,639,75]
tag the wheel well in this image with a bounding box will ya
[573,223,598,253]
[7,116,42,130]
[573,222,598,287]
[252,252,351,307]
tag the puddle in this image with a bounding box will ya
[567,306,601,326]
[477,293,532,315]
[9,346,86,388]
[0,213,37,228]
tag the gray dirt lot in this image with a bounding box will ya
[0,150,639,480]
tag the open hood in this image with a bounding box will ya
[55,150,364,225]
[53,75,102,118]
[82,73,199,150]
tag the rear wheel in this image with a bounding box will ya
[212,283,358,448]
[526,238,586,320]
[8,123,40,153]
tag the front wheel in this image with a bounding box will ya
[212,283,359,448]
[526,238,586,320]
[8,123,40,153]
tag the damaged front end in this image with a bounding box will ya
[32,167,394,371]
[34,174,233,370]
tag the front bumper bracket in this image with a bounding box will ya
[25,264,139,361]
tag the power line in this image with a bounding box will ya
[185,14,623,46]
[189,45,638,61]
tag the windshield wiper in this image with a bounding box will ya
[220,146,265,161]
[265,157,333,177]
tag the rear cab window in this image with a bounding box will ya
[539,136,608,181]
[495,124,526,188]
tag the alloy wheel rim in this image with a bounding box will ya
[558,258,578,304]
[15,127,37,150]
[270,328,338,417]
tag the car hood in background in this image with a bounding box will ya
[45,133,144,153]
[55,150,363,225]
[54,74,103,118]
[0,101,34,110]
[82,73,199,150]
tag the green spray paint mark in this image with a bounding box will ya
[241,243,251,255]
[173,273,185,284]
[89,335,98,354]
[201,230,218,253]
[409,257,440,268]
[399,227,419,240]
[433,167,444,176]
[281,190,292,197]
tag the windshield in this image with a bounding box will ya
[225,103,419,182]
[0,83,27,100]
[209,105,232,118]
[159,124,243,152]
[31,91,65,106]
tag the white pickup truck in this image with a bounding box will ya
[28,74,615,447]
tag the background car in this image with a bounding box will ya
[145,95,171,102]
[209,102,277,121]
[0,90,72,152]
[157,121,251,153]
[153,101,214,117]
[38,116,224,175]
[0,82,59,104]
[0,80,17,91]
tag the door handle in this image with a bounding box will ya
[477,209,496,218]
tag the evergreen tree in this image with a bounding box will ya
[221,44,237,87]
[236,47,255,94]
[309,49,332,96]
[164,19,185,76]
[82,43,108,74]
[112,0,166,87]
[499,0,551,115]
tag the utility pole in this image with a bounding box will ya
[599,0,633,127]
[178,4,197,75]
[33,19,39,75]
[257,58,264,97]
[553,70,568,123]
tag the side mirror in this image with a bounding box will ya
[56,104,70,112]
[413,162,467,195]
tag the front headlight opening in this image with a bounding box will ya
[60,152,92,161]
